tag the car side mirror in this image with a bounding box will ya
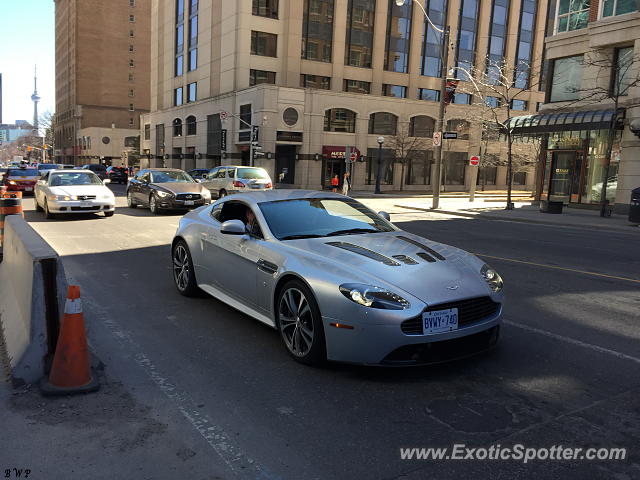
[220,219,246,235]
[378,211,391,221]
[195,178,201,183]
[103,178,111,184]
[202,174,208,179]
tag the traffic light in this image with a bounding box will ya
[252,143,264,158]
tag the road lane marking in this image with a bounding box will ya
[505,320,640,365]
[476,253,640,284]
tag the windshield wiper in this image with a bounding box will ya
[280,234,324,240]
[325,228,380,236]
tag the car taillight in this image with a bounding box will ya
[266,182,272,188]
[233,181,245,188]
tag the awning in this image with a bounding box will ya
[506,109,620,135]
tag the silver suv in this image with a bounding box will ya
[201,165,273,198]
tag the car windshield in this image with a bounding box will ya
[150,171,194,183]
[49,172,103,186]
[258,198,395,240]
[8,169,39,176]
[237,168,268,180]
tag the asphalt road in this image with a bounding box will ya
[10,185,640,479]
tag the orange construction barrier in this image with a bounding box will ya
[40,285,100,395]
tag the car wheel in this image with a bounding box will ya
[149,194,161,214]
[104,211,114,217]
[276,280,326,365]
[127,190,137,208]
[43,199,55,219]
[218,189,227,198]
[172,240,200,296]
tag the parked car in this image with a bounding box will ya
[106,166,129,184]
[81,164,108,180]
[2,166,40,194]
[171,190,504,366]
[60,164,76,169]
[34,170,115,218]
[201,165,272,198]
[187,168,210,180]
[126,168,212,214]
[37,163,62,175]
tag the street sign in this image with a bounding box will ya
[350,151,358,162]
[443,132,458,139]
[220,129,227,151]
[433,131,442,147]
[469,155,480,166]
[219,111,228,121]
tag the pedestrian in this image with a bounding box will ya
[342,172,350,196]
[331,174,339,192]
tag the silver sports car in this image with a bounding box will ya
[171,190,504,366]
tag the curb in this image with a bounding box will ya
[393,204,640,233]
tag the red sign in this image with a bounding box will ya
[322,146,361,160]
[469,155,480,166]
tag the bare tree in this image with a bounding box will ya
[385,122,430,191]
[456,56,541,209]
[39,111,55,148]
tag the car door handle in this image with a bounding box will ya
[257,259,278,275]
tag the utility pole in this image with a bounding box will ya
[432,26,450,210]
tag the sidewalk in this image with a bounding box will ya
[391,197,638,232]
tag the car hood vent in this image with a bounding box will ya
[396,236,446,261]
[325,242,401,266]
[392,255,418,265]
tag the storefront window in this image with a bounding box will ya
[406,150,432,185]
[443,152,466,184]
[549,55,583,102]
[584,130,620,204]
[366,148,394,185]
[477,166,497,185]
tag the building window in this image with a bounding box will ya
[343,79,371,94]
[536,101,544,111]
[129,29,135,37]
[129,73,134,82]
[485,96,502,107]
[302,0,334,62]
[369,113,398,135]
[129,44,135,52]
[602,0,637,17]
[514,0,537,88]
[253,0,278,18]
[345,0,375,68]
[188,0,198,71]
[487,0,510,82]
[187,82,197,102]
[549,55,583,102]
[186,115,197,136]
[176,55,184,76]
[513,171,527,185]
[366,148,394,184]
[556,0,590,33]
[418,88,440,101]
[324,108,356,132]
[144,124,151,140]
[174,87,183,106]
[456,0,480,81]
[129,103,135,111]
[406,150,433,184]
[251,31,278,57]
[421,0,448,77]
[453,93,472,104]
[129,118,135,127]
[382,84,407,98]
[511,99,528,110]
[250,69,276,86]
[129,59,135,67]
[239,104,252,130]
[613,46,634,96]
[130,0,136,6]
[173,118,183,137]
[129,89,135,97]
[129,14,135,22]
[385,0,412,73]
[300,74,331,89]
[443,152,466,184]
[409,116,435,137]
[176,0,185,76]
[446,119,471,140]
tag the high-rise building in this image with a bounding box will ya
[54,0,151,164]
[509,0,639,214]
[141,0,549,192]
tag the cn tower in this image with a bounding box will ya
[31,65,41,134]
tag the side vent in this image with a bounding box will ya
[326,242,401,266]
[396,236,446,261]
[392,255,419,265]
[416,252,436,263]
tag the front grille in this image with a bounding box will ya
[176,193,202,200]
[76,195,96,200]
[70,206,99,211]
[401,296,501,335]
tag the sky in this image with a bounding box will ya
[0,0,55,125]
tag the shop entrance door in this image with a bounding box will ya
[324,158,345,190]
[549,151,584,203]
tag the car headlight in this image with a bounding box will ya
[339,283,410,310]
[481,264,503,292]
[8,180,16,185]
[156,190,171,198]
[49,194,76,201]
[201,189,211,198]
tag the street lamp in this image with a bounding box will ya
[395,0,449,209]
[375,136,384,194]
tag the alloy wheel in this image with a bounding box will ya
[150,195,158,214]
[127,191,136,208]
[278,288,314,357]
[173,244,190,292]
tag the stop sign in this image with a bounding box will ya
[350,151,358,161]
[469,155,480,166]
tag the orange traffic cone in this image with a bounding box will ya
[40,285,99,395]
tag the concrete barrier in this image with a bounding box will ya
[0,215,67,385]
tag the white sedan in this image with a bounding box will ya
[34,169,116,218]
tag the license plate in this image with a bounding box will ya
[24,187,33,191]
[80,201,93,207]
[184,200,194,206]
[422,308,459,334]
